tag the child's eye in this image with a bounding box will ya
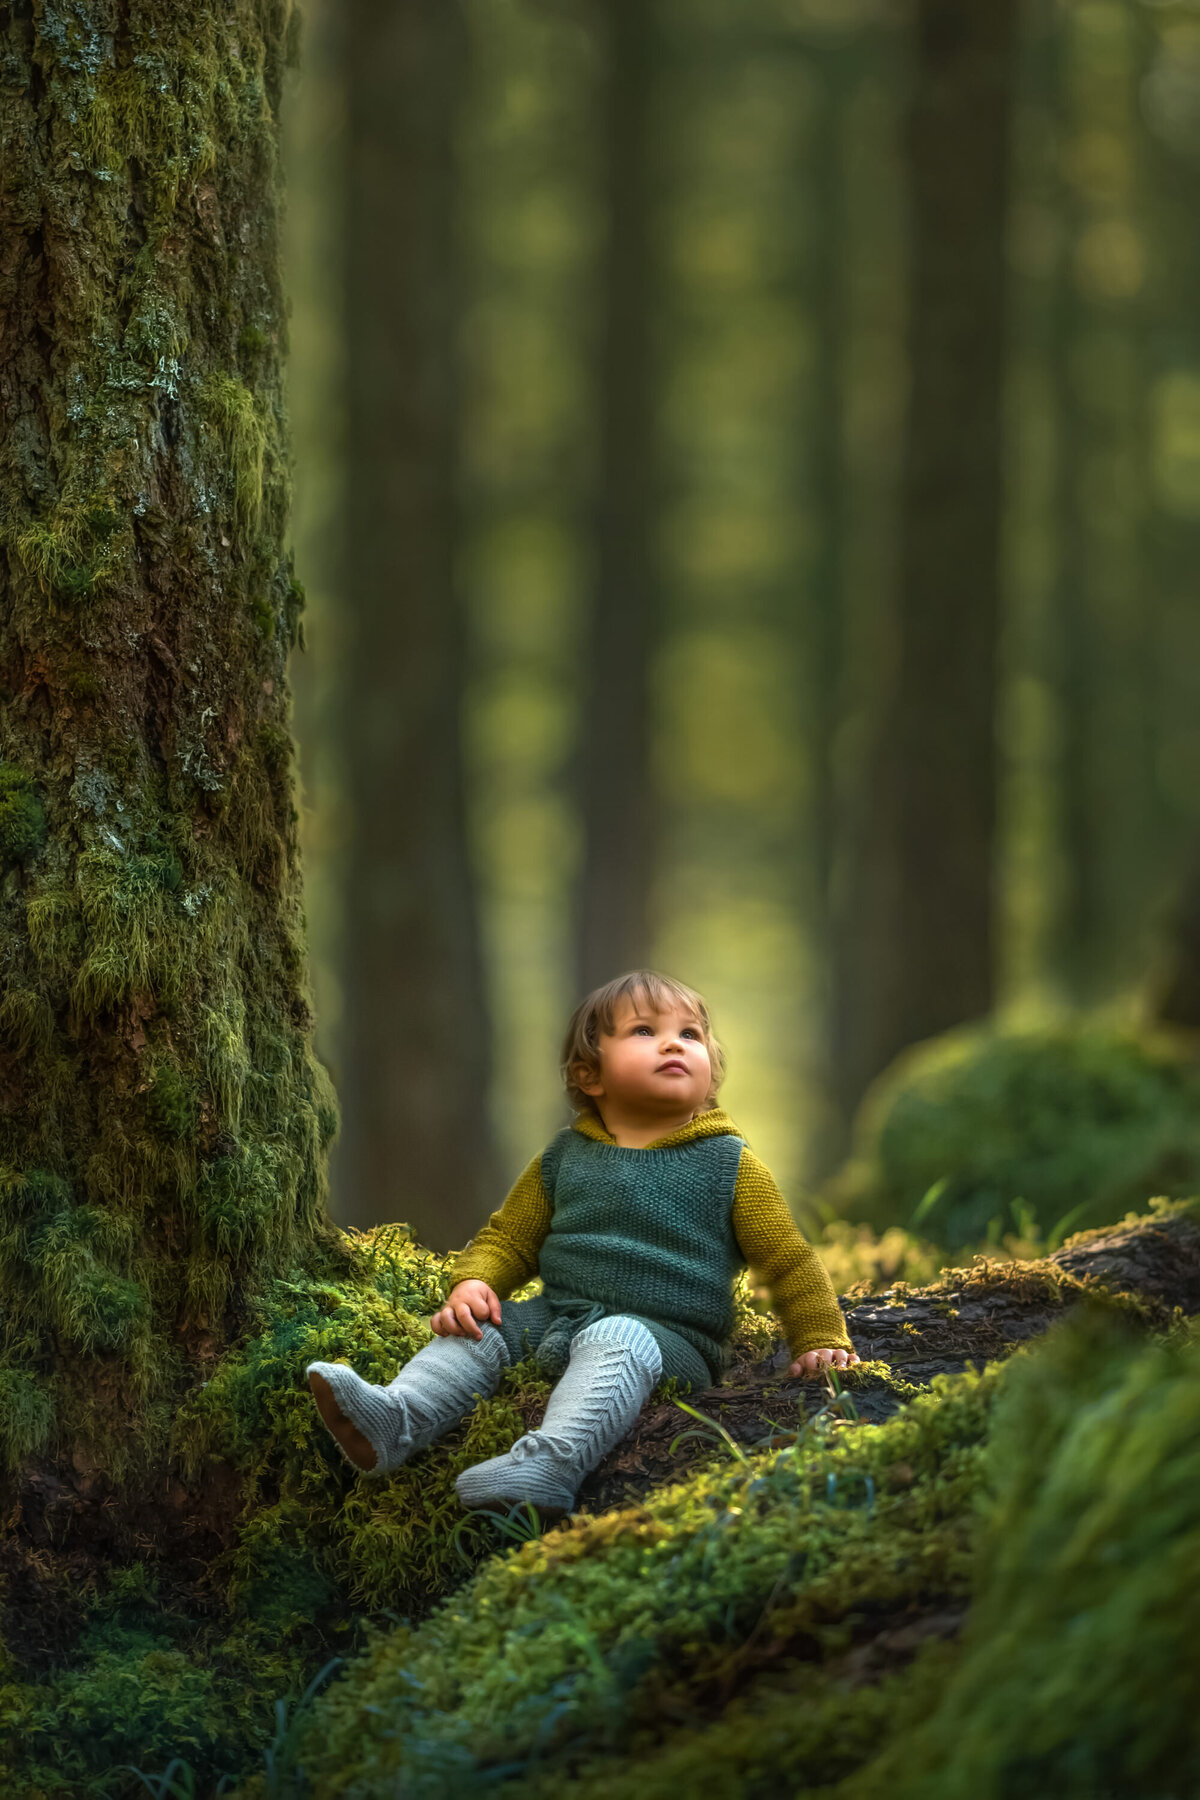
[633,1024,653,1035]
[681,1028,700,1039]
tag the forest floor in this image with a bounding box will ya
[2,1203,1197,1800]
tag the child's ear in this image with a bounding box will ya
[573,1060,604,1099]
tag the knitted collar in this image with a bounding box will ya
[571,1106,742,1152]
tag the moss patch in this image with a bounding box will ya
[0,766,46,868]
[284,1359,996,1795]
[831,1024,1200,1248]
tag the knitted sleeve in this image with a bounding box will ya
[731,1147,853,1358]
[445,1154,553,1298]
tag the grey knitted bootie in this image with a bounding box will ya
[454,1314,662,1515]
[308,1326,510,1475]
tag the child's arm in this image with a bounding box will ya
[430,1155,553,1337]
[731,1147,859,1377]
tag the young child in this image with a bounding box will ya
[307,970,859,1515]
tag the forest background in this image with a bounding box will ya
[2,1,1199,1793]
[285,0,1200,1251]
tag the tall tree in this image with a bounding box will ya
[0,0,336,1474]
[834,0,1018,1114]
[800,26,855,1177]
[576,0,658,995]
[338,0,497,1244]
[1051,0,1156,1004]
[281,0,350,1185]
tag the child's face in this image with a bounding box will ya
[578,995,713,1118]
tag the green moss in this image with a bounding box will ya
[0,986,55,1058]
[163,1226,671,1664]
[147,1061,199,1143]
[199,374,269,531]
[9,499,130,601]
[0,765,46,867]
[0,1169,147,1376]
[74,44,231,220]
[250,592,275,637]
[0,1571,327,1799]
[27,1205,146,1355]
[847,1309,1200,1800]
[285,1356,997,1796]
[257,722,291,775]
[831,1024,1200,1248]
[130,841,185,893]
[0,1233,1186,1800]
[71,847,186,1019]
[0,1362,55,1471]
[191,1139,288,1259]
[26,889,83,988]
[520,1647,952,1800]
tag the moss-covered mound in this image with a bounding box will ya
[829,1024,1200,1248]
[240,1303,1199,1800]
[853,1304,1200,1799]
[279,1357,993,1798]
[0,1225,781,1797]
[0,1223,539,1798]
[3,1213,1193,1799]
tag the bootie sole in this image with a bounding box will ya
[308,1369,379,1472]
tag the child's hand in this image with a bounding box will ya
[430,1280,502,1341]
[789,1347,860,1379]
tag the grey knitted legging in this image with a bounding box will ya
[307,1326,510,1474]
[455,1312,662,1513]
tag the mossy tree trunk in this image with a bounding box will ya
[576,0,658,996]
[337,0,497,1248]
[835,0,1017,1116]
[0,0,337,1485]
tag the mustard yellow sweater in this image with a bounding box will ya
[448,1108,853,1359]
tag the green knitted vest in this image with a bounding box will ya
[537,1125,745,1379]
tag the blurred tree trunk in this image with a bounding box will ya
[281,0,349,1189]
[0,0,337,1474]
[834,0,1017,1116]
[577,0,658,995]
[1137,6,1200,1019]
[1052,4,1155,1005]
[805,38,853,1177]
[339,0,497,1245]
[1157,857,1200,1031]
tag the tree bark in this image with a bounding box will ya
[337,0,498,1246]
[834,0,1017,1116]
[0,0,336,1474]
[576,0,658,996]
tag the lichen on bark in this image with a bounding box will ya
[0,0,337,1482]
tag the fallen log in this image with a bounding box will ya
[575,1200,1200,1513]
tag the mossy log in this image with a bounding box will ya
[576,1202,1200,1512]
